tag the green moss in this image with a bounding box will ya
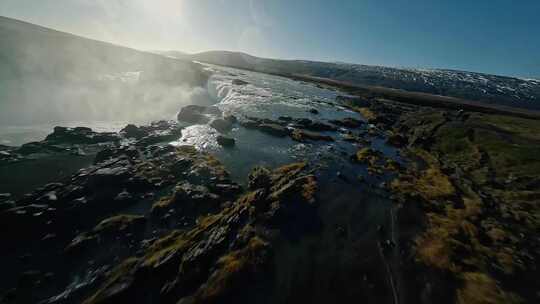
[457,272,521,304]
[193,237,271,303]
[355,107,377,122]
[83,257,140,304]
[390,150,455,200]
[93,214,146,234]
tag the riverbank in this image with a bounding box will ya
[1,64,539,304]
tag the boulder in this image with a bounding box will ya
[223,115,238,124]
[151,182,221,216]
[329,117,364,128]
[386,133,407,147]
[136,130,179,147]
[0,193,12,202]
[257,124,290,137]
[45,126,118,144]
[291,129,334,142]
[289,118,336,132]
[177,105,210,124]
[232,79,249,85]
[210,119,233,133]
[216,135,235,147]
[17,142,47,155]
[335,95,371,107]
[120,124,147,139]
[248,166,271,190]
[203,106,223,116]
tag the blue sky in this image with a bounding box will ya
[1,0,539,78]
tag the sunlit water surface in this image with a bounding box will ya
[1,64,404,303]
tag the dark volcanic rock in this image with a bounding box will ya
[45,126,119,144]
[257,124,290,137]
[232,79,249,85]
[289,118,336,132]
[210,118,233,133]
[94,146,139,164]
[223,114,238,124]
[120,124,147,139]
[177,105,210,124]
[329,117,364,128]
[151,181,221,217]
[216,135,235,147]
[247,166,271,190]
[386,133,407,147]
[336,95,371,107]
[0,193,12,202]
[136,130,180,147]
[291,129,334,142]
[77,162,317,304]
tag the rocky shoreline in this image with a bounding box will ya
[1,78,539,304]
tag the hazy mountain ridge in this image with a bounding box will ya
[187,51,540,110]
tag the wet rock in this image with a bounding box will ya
[177,105,211,124]
[248,166,271,190]
[120,124,147,139]
[45,126,118,144]
[0,204,51,245]
[87,165,132,188]
[353,147,381,164]
[211,183,243,199]
[336,171,350,182]
[17,270,42,289]
[204,106,223,116]
[329,117,364,128]
[386,133,407,147]
[152,182,221,217]
[0,201,16,211]
[172,157,195,174]
[291,129,334,142]
[223,114,238,124]
[265,174,319,234]
[289,118,336,132]
[335,226,347,238]
[0,193,11,202]
[210,118,233,133]
[257,123,290,137]
[66,215,146,254]
[232,79,249,85]
[17,142,48,155]
[76,162,318,304]
[336,95,371,107]
[216,135,235,147]
[114,189,134,204]
[136,130,180,146]
[94,146,139,164]
[309,108,319,114]
[379,239,396,254]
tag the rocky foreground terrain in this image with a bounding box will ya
[1,84,539,304]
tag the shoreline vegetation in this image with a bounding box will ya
[1,62,539,304]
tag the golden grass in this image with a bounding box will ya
[457,272,521,304]
[195,237,270,303]
[355,107,377,121]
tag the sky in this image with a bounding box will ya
[0,0,539,78]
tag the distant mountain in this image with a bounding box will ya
[151,50,190,60]
[187,51,540,110]
[0,16,208,125]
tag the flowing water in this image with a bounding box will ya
[1,63,404,303]
[174,65,403,303]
